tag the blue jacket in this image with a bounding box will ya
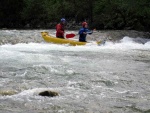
[78,28,92,42]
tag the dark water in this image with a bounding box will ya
[0,30,150,113]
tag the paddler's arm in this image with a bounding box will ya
[86,29,93,35]
[79,28,92,35]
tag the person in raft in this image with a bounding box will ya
[78,22,93,42]
[56,18,66,39]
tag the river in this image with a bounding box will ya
[0,30,150,113]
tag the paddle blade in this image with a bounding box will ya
[66,33,76,38]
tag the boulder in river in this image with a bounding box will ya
[39,90,59,97]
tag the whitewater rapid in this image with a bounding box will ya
[0,30,150,113]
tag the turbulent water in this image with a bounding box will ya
[0,30,150,113]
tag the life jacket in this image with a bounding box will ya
[78,28,88,42]
[56,23,64,38]
[78,27,92,42]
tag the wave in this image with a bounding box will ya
[0,30,150,51]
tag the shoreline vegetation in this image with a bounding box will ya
[0,0,150,32]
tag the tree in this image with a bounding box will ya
[22,0,48,28]
[0,0,24,28]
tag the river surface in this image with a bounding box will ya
[0,30,150,113]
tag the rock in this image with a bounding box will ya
[0,90,17,96]
[39,90,59,97]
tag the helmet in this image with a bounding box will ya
[82,22,88,27]
[61,18,66,22]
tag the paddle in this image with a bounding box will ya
[66,33,76,38]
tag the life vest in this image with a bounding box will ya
[56,23,64,38]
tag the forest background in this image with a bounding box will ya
[0,0,149,31]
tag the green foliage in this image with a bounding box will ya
[0,0,149,31]
[93,0,150,31]
[22,0,48,28]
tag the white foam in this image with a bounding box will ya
[0,36,149,56]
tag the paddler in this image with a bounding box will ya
[78,22,93,42]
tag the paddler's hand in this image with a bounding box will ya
[83,32,87,34]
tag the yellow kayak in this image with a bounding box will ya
[41,32,102,46]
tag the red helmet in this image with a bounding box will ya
[82,22,88,27]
